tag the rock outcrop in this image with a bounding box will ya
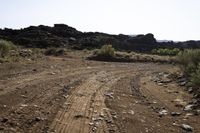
[0,24,199,51]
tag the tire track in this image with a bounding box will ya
[49,68,136,133]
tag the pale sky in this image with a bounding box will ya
[0,0,199,41]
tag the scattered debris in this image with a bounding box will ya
[89,122,94,126]
[33,105,39,108]
[181,124,193,132]
[112,115,117,119]
[105,92,114,99]
[196,110,200,115]
[21,95,28,98]
[184,105,194,111]
[63,95,68,99]
[50,72,56,75]
[99,112,105,117]
[152,101,157,104]
[140,119,145,123]
[35,117,43,122]
[128,110,135,115]
[74,113,84,118]
[171,112,181,116]
[0,117,8,123]
[172,122,179,126]
[194,94,200,99]
[151,106,160,113]
[87,66,92,69]
[151,72,173,85]
[63,85,69,92]
[173,99,187,107]
[179,81,187,86]
[158,83,163,86]
[188,87,193,93]
[159,110,168,116]
[145,127,149,133]
[185,113,194,117]
[20,104,28,108]
[92,126,97,131]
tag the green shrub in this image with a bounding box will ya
[189,64,200,87]
[177,49,200,87]
[152,48,180,56]
[97,44,115,58]
[177,49,200,72]
[0,40,16,57]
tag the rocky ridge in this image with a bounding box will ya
[0,24,200,51]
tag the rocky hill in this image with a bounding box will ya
[0,24,199,51]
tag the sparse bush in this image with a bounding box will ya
[177,49,200,72]
[96,44,115,58]
[177,49,200,87]
[0,40,16,57]
[189,64,200,88]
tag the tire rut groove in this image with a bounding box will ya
[50,69,136,133]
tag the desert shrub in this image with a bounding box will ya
[96,44,115,58]
[189,64,200,87]
[45,48,65,56]
[0,40,16,57]
[177,49,200,87]
[0,58,8,63]
[152,48,180,56]
[177,49,200,72]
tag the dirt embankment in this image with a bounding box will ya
[0,56,199,133]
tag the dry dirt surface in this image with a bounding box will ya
[0,56,199,133]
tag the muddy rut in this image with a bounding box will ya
[0,57,199,133]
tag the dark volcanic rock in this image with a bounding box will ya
[0,24,199,51]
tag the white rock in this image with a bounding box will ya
[129,110,135,115]
[185,113,194,116]
[181,124,193,131]
[50,72,56,75]
[20,104,28,107]
[159,110,168,116]
[105,92,114,99]
[184,105,193,111]
[89,122,94,126]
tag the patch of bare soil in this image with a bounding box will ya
[0,55,199,133]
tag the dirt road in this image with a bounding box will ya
[0,56,199,133]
